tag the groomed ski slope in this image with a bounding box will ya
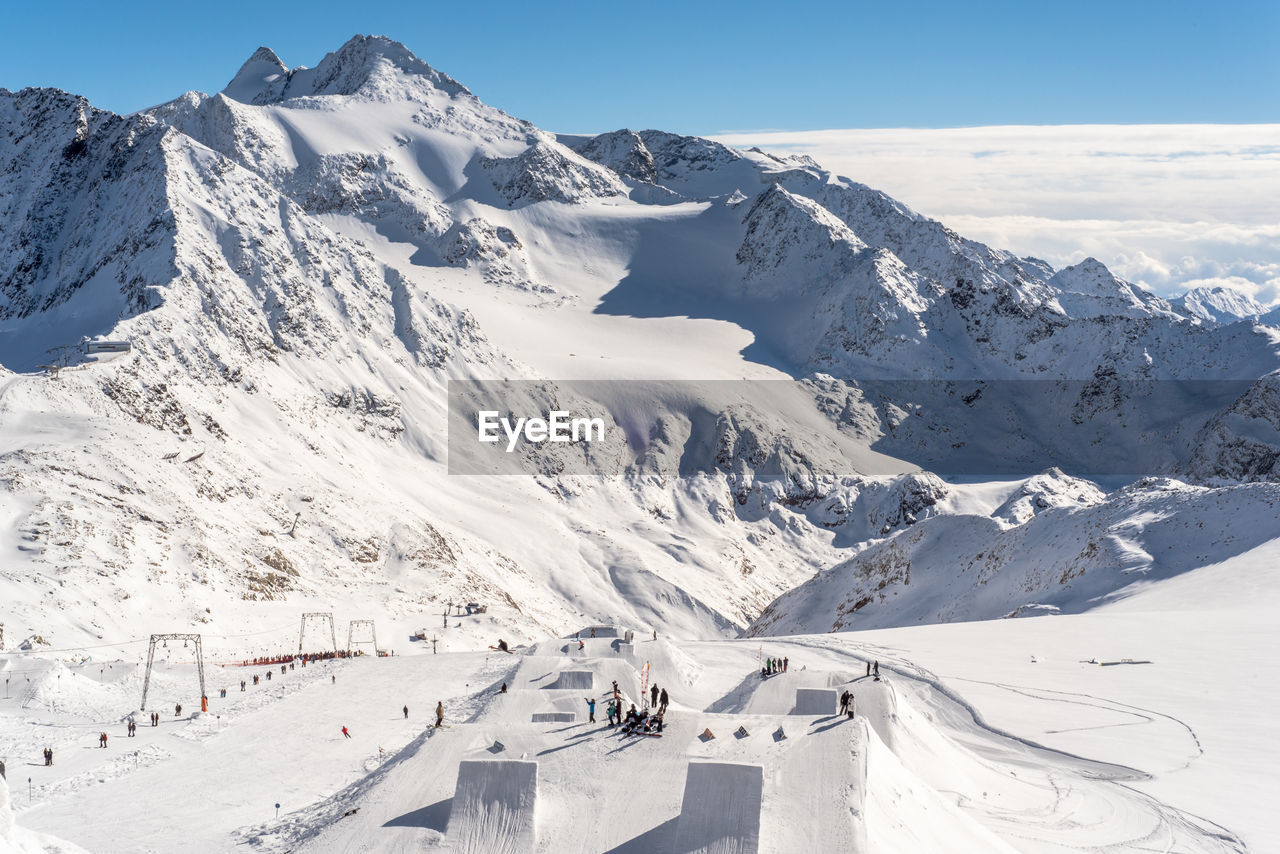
[4,541,1277,852]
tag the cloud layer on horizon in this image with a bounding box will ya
[711,125,1280,306]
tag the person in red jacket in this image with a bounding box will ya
[341,726,351,739]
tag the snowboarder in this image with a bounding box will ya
[585,698,597,723]
[659,687,669,713]
[497,639,509,653]
[403,705,409,719]
[500,682,508,693]
[99,732,108,748]
[578,639,585,651]
[342,726,351,739]
[435,701,444,728]
[650,684,659,707]
[606,700,617,726]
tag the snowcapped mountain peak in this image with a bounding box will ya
[222,46,289,104]
[1048,256,1175,319]
[220,35,471,106]
[1174,284,1266,324]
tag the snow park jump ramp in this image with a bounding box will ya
[792,687,837,715]
[674,762,763,854]
[445,759,538,854]
[544,670,593,690]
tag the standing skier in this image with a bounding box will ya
[584,698,596,723]
[435,701,444,728]
[403,705,409,719]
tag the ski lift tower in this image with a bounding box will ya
[346,619,378,656]
[298,612,338,654]
[140,634,205,711]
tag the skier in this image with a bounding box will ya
[342,726,351,739]
[128,719,135,737]
[435,701,444,728]
[652,630,657,641]
[873,661,880,678]
[403,705,409,719]
[585,698,597,723]
[650,684,659,707]
[659,687,669,713]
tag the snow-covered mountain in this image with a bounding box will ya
[1172,284,1266,324]
[4,34,1280,654]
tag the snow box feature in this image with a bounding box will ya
[545,671,593,690]
[530,712,576,723]
[792,688,838,715]
[674,762,763,854]
[446,759,538,854]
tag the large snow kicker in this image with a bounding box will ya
[674,762,764,854]
[445,759,538,854]
[792,688,838,715]
[530,712,576,723]
[545,671,593,690]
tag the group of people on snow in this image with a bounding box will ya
[761,656,789,677]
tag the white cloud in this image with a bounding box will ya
[711,125,1280,305]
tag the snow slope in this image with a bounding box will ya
[6,550,1273,853]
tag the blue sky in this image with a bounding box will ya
[0,0,1275,132]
